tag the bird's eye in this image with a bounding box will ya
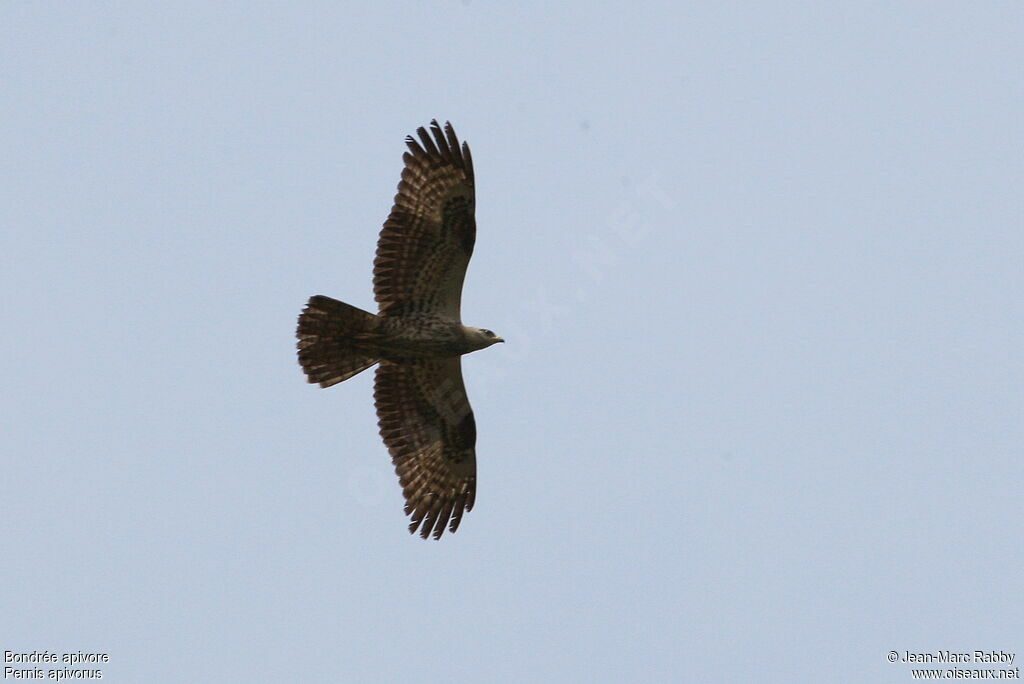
[483,330,494,337]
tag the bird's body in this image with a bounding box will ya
[296,121,502,539]
[377,314,495,358]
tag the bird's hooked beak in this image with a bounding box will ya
[495,336,505,344]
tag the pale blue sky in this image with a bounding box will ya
[2,3,1022,682]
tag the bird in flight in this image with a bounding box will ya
[296,121,503,539]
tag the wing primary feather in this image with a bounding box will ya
[461,143,474,182]
[431,120,453,163]
[405,136,425,157]
[407,499,427,534]
[420,501,443,541]
[432,499,456,540]
[448,491,468,534]
[417,125,440,157]
[443,122,461,164]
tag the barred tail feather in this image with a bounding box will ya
[297,295,381,388]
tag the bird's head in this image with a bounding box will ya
[465,326,504,351]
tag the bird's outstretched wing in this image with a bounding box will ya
[373,358,477,539]
[373,120,475,320]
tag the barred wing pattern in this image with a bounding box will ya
[373,120,476,320]
[374,358,477,540]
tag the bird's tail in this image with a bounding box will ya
[297,295,382,387]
